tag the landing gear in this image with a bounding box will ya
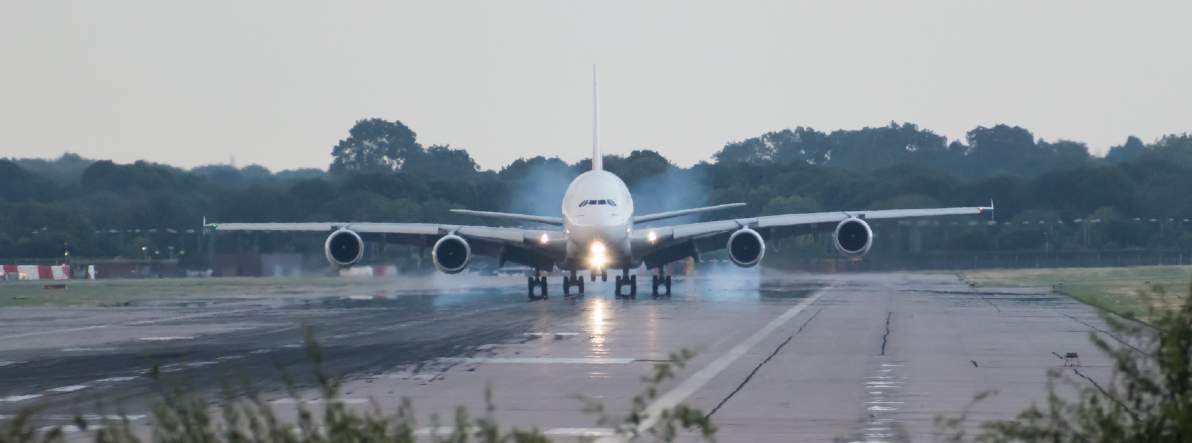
[614,269,637,299]
[563,270,585,297]
[527,274,548,301]
[651,270,672,298]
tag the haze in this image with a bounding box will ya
[2,1,1189,171]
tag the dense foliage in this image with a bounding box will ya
[2,119,1191,261]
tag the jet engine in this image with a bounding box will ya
[833,217,873,256]
[324,229,364,267]
[727,228,765,267]
[432,235,471,274]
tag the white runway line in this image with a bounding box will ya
[0,308,261,342]
[443,357,635,365]
[48,385,90,393]
[543,427,616,437]
[0,361,24,367]
[0,325,110,341]
[94,376,138,383]
[0,394,43,403]
[523,332,581,337]
[61,347,118,352]
[599,287,827,443]
[138,336,196,341]
[270,398,370,405]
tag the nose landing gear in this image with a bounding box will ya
[563,270,585,296]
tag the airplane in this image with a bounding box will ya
[206,68,993,300]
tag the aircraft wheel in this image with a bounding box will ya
[527,276,540,301]
[563,276,572,296]
[601,270,608,282]
[538,276,549,299]
[628,275,637,299]
[665,275,672,296]
[614,275,623,299]
[577,277,585,295]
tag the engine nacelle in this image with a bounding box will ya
[834,217,873,256]
[432,235,471,274]
[324,229,364,267]
[727,228,765,267]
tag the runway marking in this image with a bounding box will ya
[0,394,42,402]
[126,309,259,326]
[0,325,110,340]
[39,425,104,433]
[61,347,118,352]
[139,336,196,341]
[0,360,24,367]
[0,309,262,342]
[524,332,581,337]
[600,288,826,442]
[443,357,635,365]
[543,427,616,437]
[270,398,370,405]
[94,376,138,383]
[216,355,244,361]
[48,385,90,393]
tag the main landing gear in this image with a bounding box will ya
[562,270,585,297]
[527,274,548,301]
[614,268,637,299]
[651,269,672,299]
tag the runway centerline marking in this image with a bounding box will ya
[443,357,635,365]
[600,287,827,442]
[0,394,43,403]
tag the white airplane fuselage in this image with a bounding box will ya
[560,170,635,270]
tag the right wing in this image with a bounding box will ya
[205,221,565,269]
[633,203,746,224]
[630,204,993,267]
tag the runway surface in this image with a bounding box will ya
[0,270,1117,442]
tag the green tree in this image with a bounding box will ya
[329,119,423,174]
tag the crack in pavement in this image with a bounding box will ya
[880,311,892,356]
[704,307,824,419]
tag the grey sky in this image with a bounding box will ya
[2,1,1189,171]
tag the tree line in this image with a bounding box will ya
[1,118,1191,261]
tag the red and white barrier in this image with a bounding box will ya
[0,264,71,281]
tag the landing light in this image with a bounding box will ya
[647,231,658,244]
[590,241,606,255]
[539,233,549,244]
[590,254,607,268]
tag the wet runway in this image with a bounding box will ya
[0,271,1116,441]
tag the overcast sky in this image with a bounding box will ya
[2,1,1189,171]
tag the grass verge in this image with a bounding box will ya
[960,265,1191,322]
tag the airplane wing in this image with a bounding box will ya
[630,204,993,267]
[633,202,746,224]
[205,221,566,269]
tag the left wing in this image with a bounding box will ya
[205,221,566,269]
[630,204,993,266]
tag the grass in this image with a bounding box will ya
[960,265,1192,321]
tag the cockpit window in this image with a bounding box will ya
[578,199,617,207]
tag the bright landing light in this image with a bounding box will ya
[589,241,607,268]
[539,233,549,244]
[647,231,658,243]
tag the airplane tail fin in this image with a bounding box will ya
[591,64,602,171]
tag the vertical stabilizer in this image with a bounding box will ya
[591,65,602,171]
